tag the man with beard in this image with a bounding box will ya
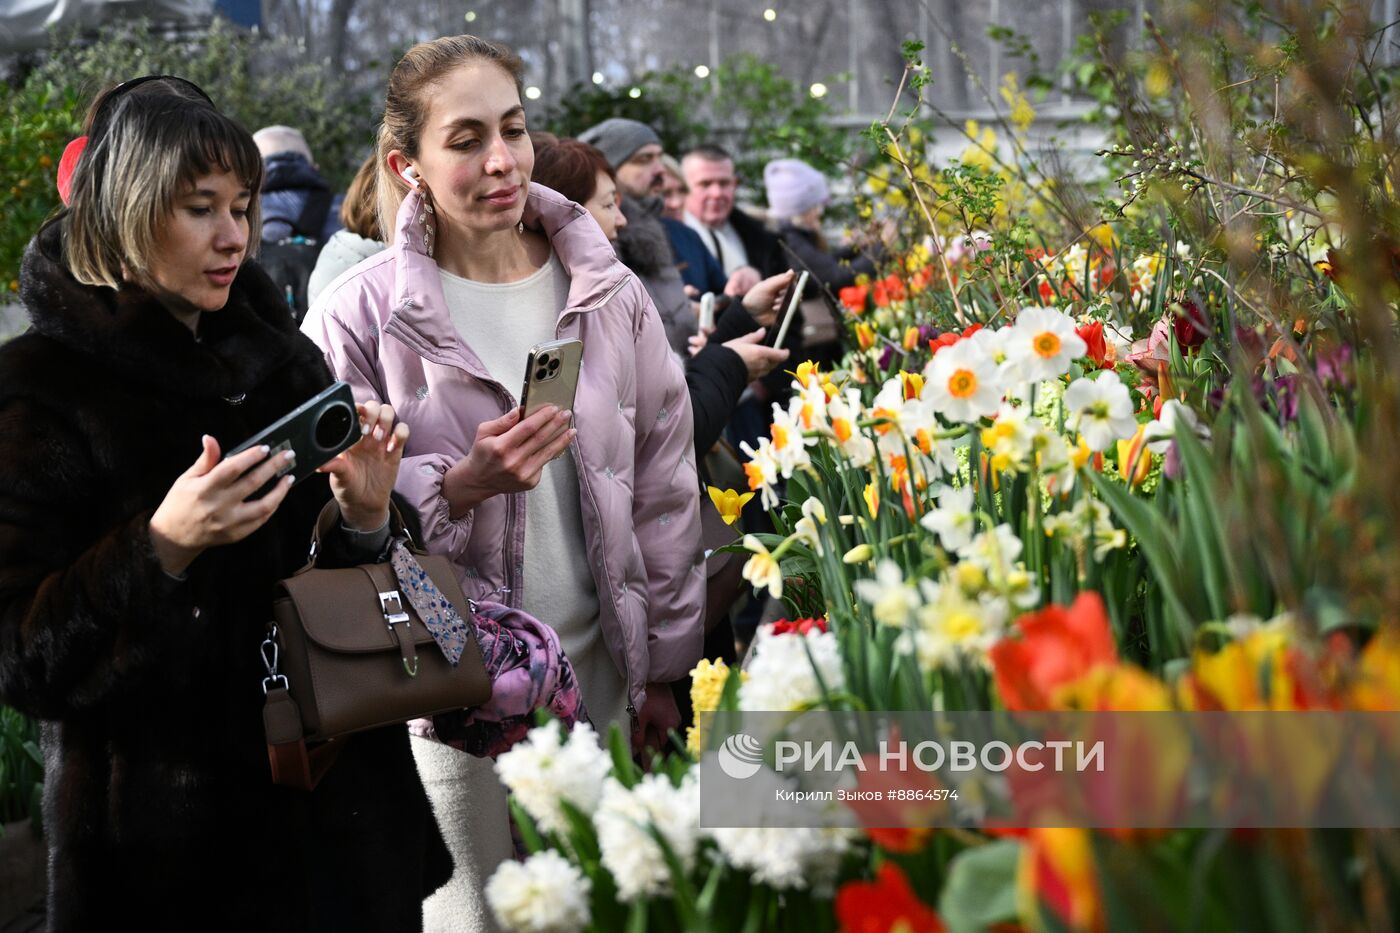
[578,118,729,353]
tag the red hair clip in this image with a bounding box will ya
[56,136,89,206]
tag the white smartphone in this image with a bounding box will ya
[520,338,584,420]
[699,292,717,331]
[771,270,810,348]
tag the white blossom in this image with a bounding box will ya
[595,773,700,902]
[739,626,846,712]
[494,721,612,837]
[1064,370,1138,451]
[486,850,592,933]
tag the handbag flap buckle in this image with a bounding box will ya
[379,590,411,626]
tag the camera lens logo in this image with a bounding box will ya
[717,733,764,780]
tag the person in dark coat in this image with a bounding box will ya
[764,157,881,293]
[0,77,445,932]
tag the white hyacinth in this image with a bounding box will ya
[708,825,854,893]
[739,626,846,712]
[1064,370,1138,451]
[485,850,592,933]
[595,772,701,902]
[494,721,613,837]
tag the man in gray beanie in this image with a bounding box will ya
[579,117,696,354]
[579,117,668,199]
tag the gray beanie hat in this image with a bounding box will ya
[578,118,662,170]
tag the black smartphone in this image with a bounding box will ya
[229,381,360,495]
[770,270,810,348]
[520,338,584,420]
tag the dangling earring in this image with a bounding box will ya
[417,185,437,259]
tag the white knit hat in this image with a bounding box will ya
[763,158,829,219]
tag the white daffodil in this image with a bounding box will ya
[924,337,1003,424]
[766,405,813,478]
[853,559,923,628]
[908,579,1011,669]
[1143,399,1210,454]
[969,325,1026,392]
[789,378,831,434]
[1008,305,1088,383]
[826,388,875,468]
[920,483,977,552]
[1064,370,1138,451]
[739,438,782,510]
[741,534,785,599]
[979,402,1039,473]
[793,497,827,556]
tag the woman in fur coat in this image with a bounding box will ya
[0,77,445,931]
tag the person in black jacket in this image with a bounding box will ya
[0,77,445,931]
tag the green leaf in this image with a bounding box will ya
[609,723,640,788]
[508,798,546,855]
[939,839,1023,933]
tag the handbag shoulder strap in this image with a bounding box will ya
[261,627,343,790]
[297,500,424,574]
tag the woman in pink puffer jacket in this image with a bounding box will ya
[302,35,704,927]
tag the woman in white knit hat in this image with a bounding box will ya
[763,157,881,293]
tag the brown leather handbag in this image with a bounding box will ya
[260,503,491,790]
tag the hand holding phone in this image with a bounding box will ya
[520,339,584,420]
[770,270,810,348]
[230,381,361,496]
[699,292,716,332]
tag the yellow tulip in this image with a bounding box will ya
[856,322,876,351]
[707,486,754,526]
[1116,424,1152,486]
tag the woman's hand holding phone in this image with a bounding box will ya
[150,435,298,576]
[741,270,796,327]
[318,400,412,531]
[442,405,575,518]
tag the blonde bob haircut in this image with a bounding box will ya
[375,35,524,243]
[63,82,264,291]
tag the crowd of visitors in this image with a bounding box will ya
[0,32,879,931]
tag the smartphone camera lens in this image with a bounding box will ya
[535,368,549,381]
[314,401,355,450]
[547,358,560,372]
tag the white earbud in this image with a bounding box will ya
[400,165,419,189]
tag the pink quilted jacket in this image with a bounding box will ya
[302,184,704,711]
